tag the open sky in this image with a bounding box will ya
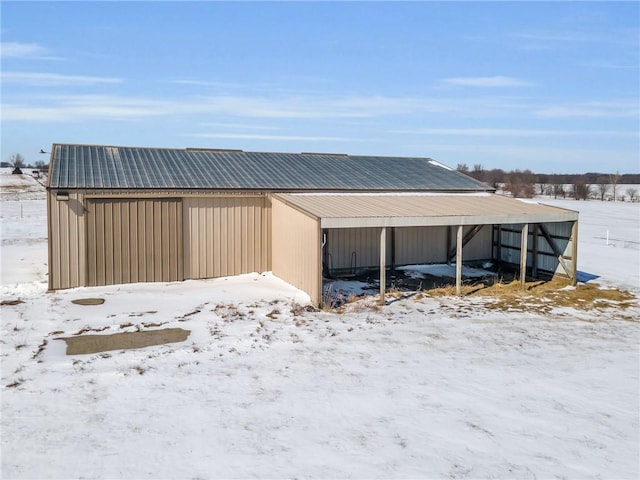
[1,1,638,173]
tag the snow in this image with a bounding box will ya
[1,172,639,479]
[539,198,640,289]
[428,159,454,171]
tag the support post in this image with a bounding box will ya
[571,220,578,286]
[390,227,396,270]
[379,227,386,305]
[456,225,463,296]
[520,223,529,289]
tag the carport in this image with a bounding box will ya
[271,193,579,305]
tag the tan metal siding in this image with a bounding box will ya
[183,196,270,279]
[85,198,183,286]
[272,197,321,305]
[394,226,448,265]
[461,225,492,261]
[325,228,389,271]
[48,191,86,290]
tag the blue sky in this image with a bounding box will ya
[1,1,638,173]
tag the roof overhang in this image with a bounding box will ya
[273,193,578,228]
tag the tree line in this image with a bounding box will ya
[456,164,639,202]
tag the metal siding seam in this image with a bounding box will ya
[211,199,219,278]
[139,201,147,282]
[182,199,190,279]
[98,201,106,286]
[116,201,124,284]
[130,201,139,283]
[162,201,169,280]
[218,200,226,276]
[154,201,162,281]
[121,201,130,283]
[206,198,213,277]
[105,201,113,285]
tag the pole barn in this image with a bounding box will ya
[47,144,578,305]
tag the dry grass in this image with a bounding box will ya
[427,278,637,313]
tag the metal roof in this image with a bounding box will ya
[273,193,578,228]
[48,144,491,192]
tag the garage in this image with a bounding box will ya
[183,196,270,280]
[47,144,578,304]
[85,198,183,286]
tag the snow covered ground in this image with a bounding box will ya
[1,172,639,479]
[539,197,640,288]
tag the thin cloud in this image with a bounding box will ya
[185,133,360,142]
[199,122,281,131]
[442,76,532,88]
[1,92,531,122]
[1,94,177,121]
[170,79,252,89]
[0,42,63,60]
[2,72,122,86]
[515,32,593,43]
[515,30,639,47]
[394,128,638,138]
[534,101,639,118]
[577,61,639,70]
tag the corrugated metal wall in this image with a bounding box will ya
[394,226,447,265]
[85,198,183,286]
[494,222,574,276]
[184,196,270,279]
[325,228,388,272]
[460,226,492,261]
[271,198,321,304]
[325,225,492,272]
[48,191,86,290]
[48,190,272,290]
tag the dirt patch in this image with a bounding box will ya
[1,299,24,306]
[71,298,105,306]
[427,279,638,313]
[59,328,190,355]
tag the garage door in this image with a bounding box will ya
[86,198,183,286]
[184,196,270,279]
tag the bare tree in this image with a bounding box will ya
[553,182,565,199]
[10,153,25,168]
[538,182,547,196]
[456,163,469,174]
[470,164,485,181]
[505,169,535,198]
[609,171,620,201]
[10,153,25,174]
[596,176,609,201]
[572,181,591,200]
[626,187,638,202]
